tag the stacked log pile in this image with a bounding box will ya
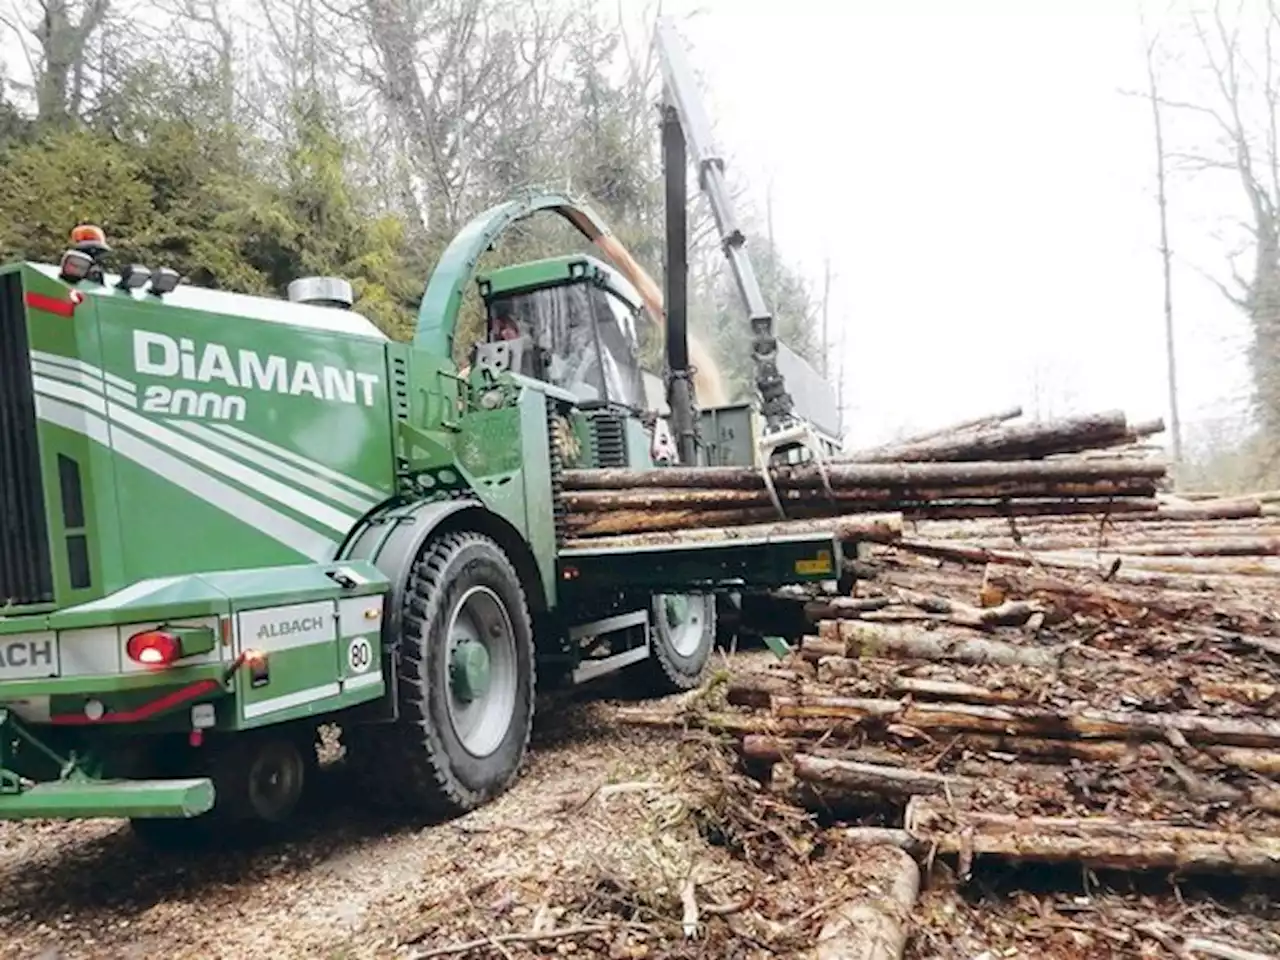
[616,446,1280,882]
[636,536,1279,877]
[591,408,1280,955]
[561,409,1170,542]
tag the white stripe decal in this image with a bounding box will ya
[34,394,338,562]
[32,355,383,504]
[343,671,384,692]
[32,377,357,535]
[29,350,136,392]
[243,683,341,719]
[67,574,186,612]
[31,361,138,408]
[34,389,111,444]
[168,419,378,515]
[209,422,385,500]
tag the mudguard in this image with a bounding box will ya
[337,498,477,647]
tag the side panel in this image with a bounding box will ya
[237,601,341,721]
[19,267,125,610]
[86,294,397,581]
[232,595,387,727]
[336,595,384,697]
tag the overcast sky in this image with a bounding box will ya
[646,0,1254,449]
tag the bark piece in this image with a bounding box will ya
[814,845,920,960]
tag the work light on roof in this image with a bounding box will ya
[149,266,181,295]
[117,263,151,290]
[58,249,94,282]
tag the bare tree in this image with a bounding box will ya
[1141,7,1184,478]
[4,0,111,123]
[1156,1,1280,469]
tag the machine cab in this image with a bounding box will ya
[473,255,649,413]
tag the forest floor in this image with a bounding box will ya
[0,649,1276,960]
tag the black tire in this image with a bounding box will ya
[348,531,535,818]
[637,593,716,694]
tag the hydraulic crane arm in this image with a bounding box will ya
[654,17,794,433]
[654,17,833,503]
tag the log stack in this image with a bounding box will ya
[617,491,1280,880]
[562,410,1170,542]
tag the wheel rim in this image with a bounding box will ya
[660,594,707,658]
[445,585,518,758]
[247,741,305,822]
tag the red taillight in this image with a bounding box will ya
[126,630,181,667]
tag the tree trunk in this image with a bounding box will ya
[562,479,1159,511]
[562,512,904,550]
[794,754,972,799]
[867,407,1024,449]
[815,621,1063,670]
[846,411,1133,463]
[804,597,895,621]
[814,846,919,960]
[978,568,1214,622]
[905,799,1280,876]
[889,676,1030,705]
[771,695,1280,749]
[564,498,1159,535]
[1101,537,1280,557]
[898,537,1280,580]
[562,458,1167,492]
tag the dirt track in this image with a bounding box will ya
[1,651,1276,960]
[0,686,701,960]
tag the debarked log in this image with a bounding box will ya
[904,799,1280,876]
[813,621,1063,670]
[814,845,920,960]
[770,695,1280,749]
[561,512,904,550]
[561,458,1168,492]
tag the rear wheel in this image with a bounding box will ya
[347,531,535,818]
[636,593,715,693]
[128,728,314,849]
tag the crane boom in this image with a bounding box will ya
[654,17,834,503]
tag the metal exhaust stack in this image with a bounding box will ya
[288,276,354,309]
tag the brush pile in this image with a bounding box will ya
[561,408,1172,542]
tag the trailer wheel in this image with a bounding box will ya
[128,729,314,849]
[638,593,715,693]
[352,531,535,818]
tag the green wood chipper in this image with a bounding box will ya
[0,18,846,844]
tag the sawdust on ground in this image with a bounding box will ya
[0,649,1275,960]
